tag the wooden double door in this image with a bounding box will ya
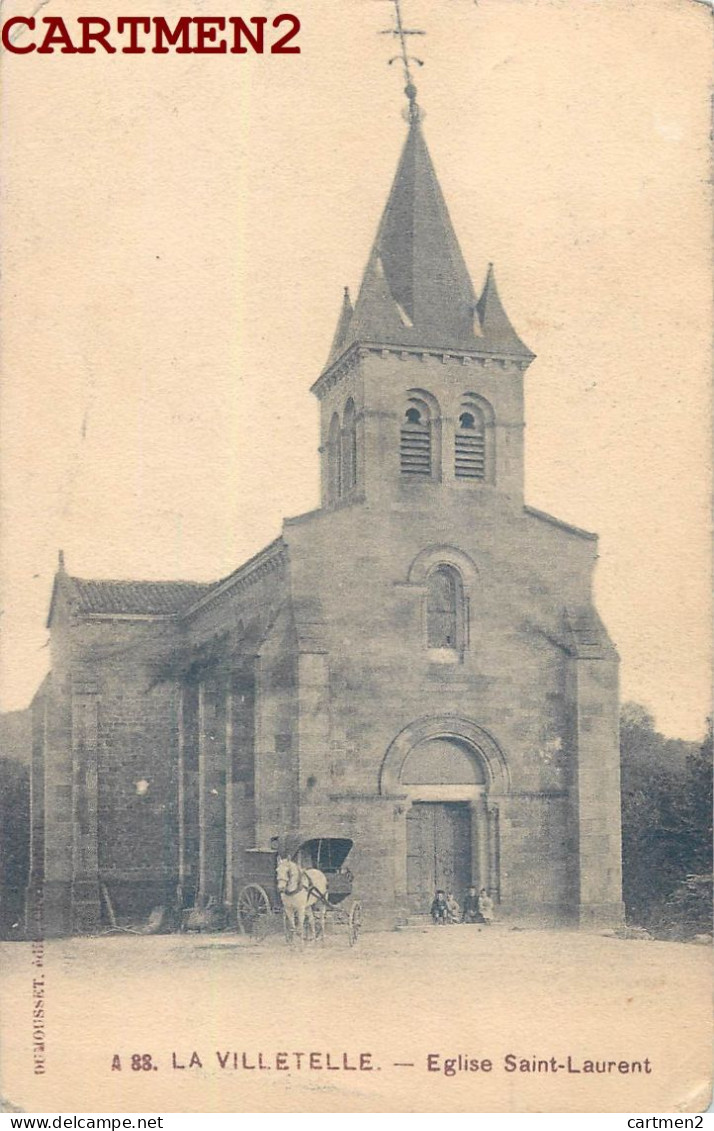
[406,802,472,914]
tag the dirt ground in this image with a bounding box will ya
[1,923,711,1114]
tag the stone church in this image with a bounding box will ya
[26,99,624,937]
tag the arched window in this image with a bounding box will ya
[455,396,491,481]
[426,565,464,650]
[328,412,342,503]
[454,395,493,484]
[342,398,357,493]
[400,398,432,477]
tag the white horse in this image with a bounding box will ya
[276,856,328,944]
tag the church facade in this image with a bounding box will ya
[26,112,625,937]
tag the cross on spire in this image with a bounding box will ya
[380,0,425,122]
[320,0,533,371]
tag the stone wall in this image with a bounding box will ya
[97,669,179,921]
[28,442,622,933]
[283,457,621,926]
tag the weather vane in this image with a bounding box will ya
[379,0,426,122]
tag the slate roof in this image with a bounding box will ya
[324,120,533,368]
[475,264,533,359]
[68,577,215,616]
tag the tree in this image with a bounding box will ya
[0,757,30,937]
[683,718,713,874]
[620,703,711,934]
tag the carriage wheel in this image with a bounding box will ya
[348,900,362,946]
[236,884,271,940]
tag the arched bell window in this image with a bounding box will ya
[455,394,494,482]
[455,406,486,480]
[426,565,465,652]
[328,412,342,503]
[342,398,357,493]
[400,398,432,477]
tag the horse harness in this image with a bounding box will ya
[280,863,329,906]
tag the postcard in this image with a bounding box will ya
[0,0,711,1115]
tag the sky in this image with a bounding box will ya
[0,0,711,738]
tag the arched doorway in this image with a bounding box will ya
[402,737,485,913]
[380,717,509,918]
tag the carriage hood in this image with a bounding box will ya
[273,836,354,871]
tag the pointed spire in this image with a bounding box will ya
[322,121,533,368]
[350,119,477,352]
[326,286,354,365]
[58,549,66,574]
[475,264,533,359]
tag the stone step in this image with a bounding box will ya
[395,915,432,930]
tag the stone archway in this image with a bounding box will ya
[380,715,510,798]
[379,717,509,917]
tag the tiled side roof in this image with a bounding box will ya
[69,577,215,616]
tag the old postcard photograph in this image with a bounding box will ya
[0,0,711,1115]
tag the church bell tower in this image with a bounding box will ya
[311,85,535,514]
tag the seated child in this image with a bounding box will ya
[430,889,448,924]
[461,884,480,923]
[478,888,494,924]
[445,890,461,924]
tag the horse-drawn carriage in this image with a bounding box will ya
[235,836,362,945]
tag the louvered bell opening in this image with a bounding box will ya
[401,426,431,476]
[455,432,486,479]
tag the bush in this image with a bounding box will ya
[620,707,712,936]
[652,874,713,941]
